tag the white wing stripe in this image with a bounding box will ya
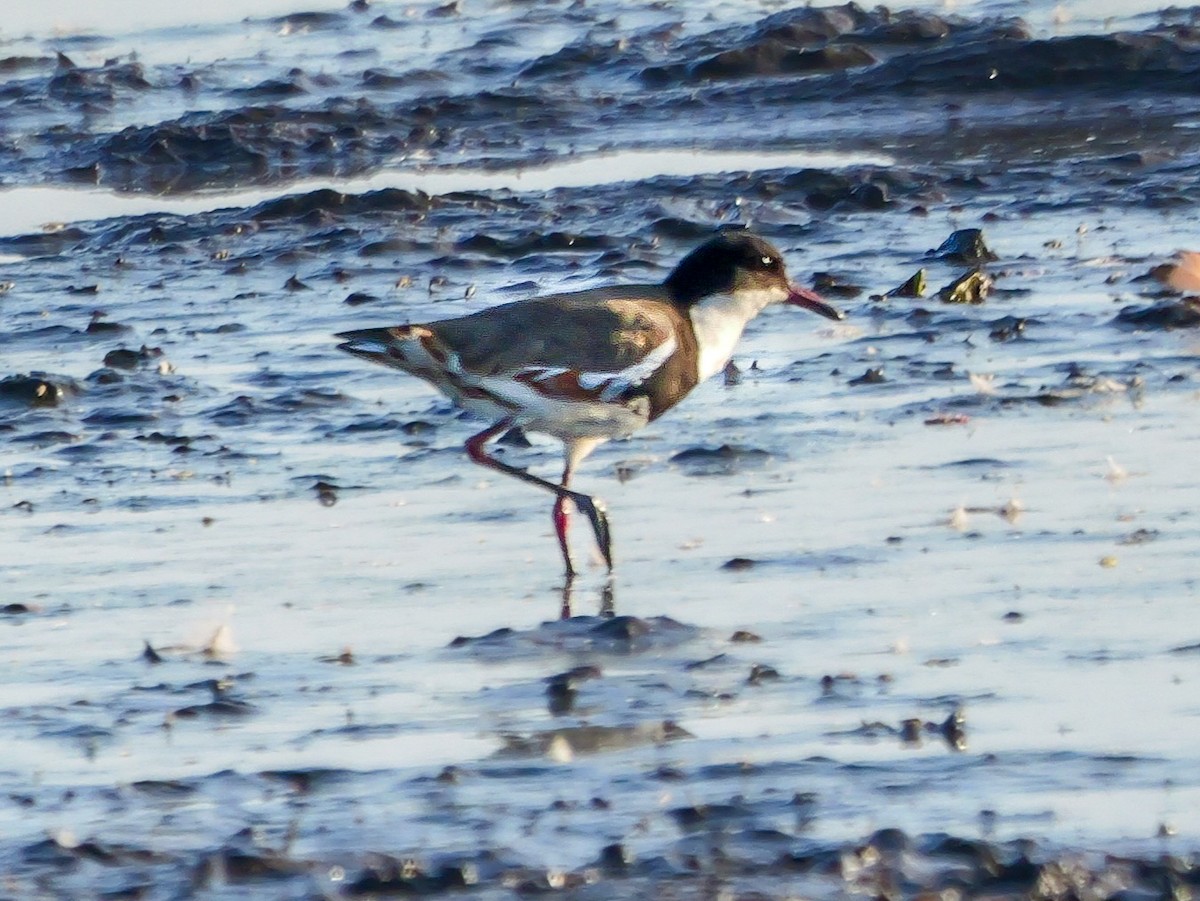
[581,335,678,400]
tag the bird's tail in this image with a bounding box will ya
[336,325,451,375]
[335,327,402,363]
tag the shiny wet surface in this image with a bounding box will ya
[2,0,1200,897]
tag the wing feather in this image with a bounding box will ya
[426,286,681,376]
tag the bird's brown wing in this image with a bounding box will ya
[427,286,682,376]
[337,286,703,420]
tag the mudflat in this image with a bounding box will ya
[1,0,1198,896]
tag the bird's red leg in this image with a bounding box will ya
[464,421,613,573]
[553,462,574,580]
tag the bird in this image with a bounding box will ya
[336,230,844,580]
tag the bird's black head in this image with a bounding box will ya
[664,232,789,306]
[664,231,844,321]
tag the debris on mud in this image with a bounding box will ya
[928,229,999,264]
[939,269,993,304]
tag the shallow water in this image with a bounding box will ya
[2,0,1200,896]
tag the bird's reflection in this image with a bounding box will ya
[559,575,615,620]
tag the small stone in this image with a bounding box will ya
[848,367,886,386]
[928,228,998,263]
[747,663,780,685]
[721,557,758,571]
[882,268,926,299]
[938,269,993,304]
[2,603,35,615]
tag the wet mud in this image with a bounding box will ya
[2,0,1200,897]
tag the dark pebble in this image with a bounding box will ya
[2,603,35,615]
[448,626,514,647]
[928,228,998,263]
[401,420,437,435]
[868,827,912,854]
[989,315,1028,341]
[882,268,927,298]
[747,663,780,685]
[85,318,126,334]
[848,367,887,385]
[596,843,631,873]
[102,349,142,370]
[1114,299,1200,330]
[941,708,968,750]
[173,699,256,718]
[0,375,65,407]
[721,557,758,571]
[670,444,772,469]
[812,272,865,298]
[313,480,339,506]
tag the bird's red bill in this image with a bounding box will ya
[787,285,845,321]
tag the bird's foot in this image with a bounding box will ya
[567,491,613,571]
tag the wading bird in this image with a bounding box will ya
[337,231,843,580]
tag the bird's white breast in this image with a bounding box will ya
[687,287,782,382]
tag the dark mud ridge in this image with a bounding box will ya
[17,817,1200,899]
[0,3,1198,191]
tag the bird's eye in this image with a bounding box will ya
[761,255,776,269]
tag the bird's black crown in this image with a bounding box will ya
[664,232,789,306]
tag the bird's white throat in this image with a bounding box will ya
[688,287,785,382]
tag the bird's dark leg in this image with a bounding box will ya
[464,421,614,573]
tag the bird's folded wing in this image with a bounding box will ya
[429,289,683,380]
